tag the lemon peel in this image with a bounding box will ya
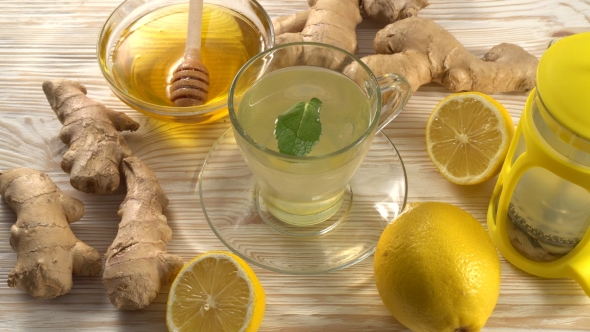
[374,202,501,332]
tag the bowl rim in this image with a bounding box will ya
[96,0,275,118]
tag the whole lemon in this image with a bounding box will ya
[374,202,501,332]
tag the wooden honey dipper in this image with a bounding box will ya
[168,0,210,107]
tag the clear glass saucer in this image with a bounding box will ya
[198,129,407,275]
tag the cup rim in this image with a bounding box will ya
[228,41,382,161]
[96,0,275,118]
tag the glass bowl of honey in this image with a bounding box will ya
[97,0,274,124]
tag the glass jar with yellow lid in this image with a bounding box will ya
[488,32,590,295]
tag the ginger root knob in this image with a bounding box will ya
[42,79,140,194]
[0,168,101,299]
[350,17,538,94]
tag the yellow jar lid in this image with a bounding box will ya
[537,32,590,141]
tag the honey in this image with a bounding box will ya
[108,3,266,109]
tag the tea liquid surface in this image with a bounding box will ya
[237,66,372,156]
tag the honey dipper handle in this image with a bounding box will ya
[185,0,204,59]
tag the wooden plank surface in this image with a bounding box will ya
[1,0,590,331]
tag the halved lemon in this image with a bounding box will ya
[425,92,515,185]
[166,251,265,332]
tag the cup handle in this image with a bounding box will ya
[376,73,412,132]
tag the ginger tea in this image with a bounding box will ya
[234,66,373,225]
[108,3,265,109]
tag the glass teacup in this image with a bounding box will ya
[228,42,412,226]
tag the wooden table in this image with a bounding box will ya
[1,0,589,330]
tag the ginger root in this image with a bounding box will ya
[361,0,429,24]
[274,0,362,54]
[273,0,428,52]
[271,0,427,69]
[350,17,538,94]
[42,79,140,194]
[0,168,101,299]
[103,156,184,310]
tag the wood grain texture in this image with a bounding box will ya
[1,0,590,331]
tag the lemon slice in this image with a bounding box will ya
[166,251,265,332]
[426,92,515,185]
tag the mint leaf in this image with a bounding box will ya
[275,98,322,156]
